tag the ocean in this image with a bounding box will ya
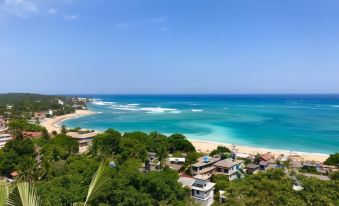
[63,94,339,154]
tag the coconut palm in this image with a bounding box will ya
[6,182,41,206]
[73,162,110,206]
[1,162,109,206]
[0,184,10,206]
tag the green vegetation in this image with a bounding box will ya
[0,129,196,205]
[0,93,81,119]
[212,169,339,206]
[210,146,231,156]
[1,126,338,205]
[0,138,36,176]
[324,153,339,166]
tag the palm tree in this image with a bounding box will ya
[74,162,110,206]
[17,157,38,184]
[0,184,10,206]
[1,162,110,206]
[7,182,41,206]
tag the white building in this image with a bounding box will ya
[178,175,215,206]
[66,130,99,153]
[58,100,64,105]
[191,156,221,178]
[213,158,245,181]
[0,134,12,149]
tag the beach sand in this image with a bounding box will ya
[41,110,329,163]
[190,140,329,163]
[41,110,96,133]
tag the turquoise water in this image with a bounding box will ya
[64,95,339,154]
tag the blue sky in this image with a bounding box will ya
[0,0,339,94]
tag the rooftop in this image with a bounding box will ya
[260,152,274,161]
[66,131,99,139]
[178,176,195,187]
[246,164,260,169]
[192,156,221,167]
[214,158,244,168]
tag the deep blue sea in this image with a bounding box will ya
[64,94,339,154]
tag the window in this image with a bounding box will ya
[196,190,200,195]
[217,168,221,172]
[224,169,228,173]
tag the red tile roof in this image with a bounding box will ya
[260,152,274,161]
[23,131,42,138]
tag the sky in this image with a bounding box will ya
[0,0,339,94]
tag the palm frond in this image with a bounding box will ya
[0,184,10,206]
[84,162,110,205]
[7,182,41,206]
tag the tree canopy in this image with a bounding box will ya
[324,153,339,166]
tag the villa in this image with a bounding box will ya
[66,130,99,153]
[191,156,221,178]
[214,158,245,181]
[0,133,12,149]
[246,163,260,174]
[178,175,215,206]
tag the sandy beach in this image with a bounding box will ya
[41,109,329,163]
[190,140,329,163]
[41,110,96,133]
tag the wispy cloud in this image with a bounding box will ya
[160,26,168,32]
[48,8,57,15]
[1,0,38,17]
[149,16,167,23]
[64,14,78,21]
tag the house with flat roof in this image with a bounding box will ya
[178,175,215,206]
[66,131,99,153]
[191,156,221,178]
[0,134,12,149]
[214,158,245,181]
[246,163,260,174]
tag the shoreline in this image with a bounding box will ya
[190,139,329,163]
[45,109,329,163]
[41,110,97,133]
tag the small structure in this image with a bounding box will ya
[23,131,42,139]
[290,160,302,170]
[219,190,226,204]
[213,158,245,181]
[0,116,6,128]
[58,100,64,105]
[246,164,260,174]
[109,161,116,168]
[66,131,99,153]
[178,175,215,206]
[0,133,12,148]
[166,157,185,172]
[140,152,161,173]
[256,152,274,163]
[191,156,220,178]
[10,171,18,179]
[34,112,46,122]
[302,162,318,170]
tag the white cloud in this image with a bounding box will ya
[48,8,57,15]
[64,14,78,20]
[1,0,38,17]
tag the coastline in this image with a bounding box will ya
[46,109,329,163]
[41,110,97,133]
[190,139,329,162]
